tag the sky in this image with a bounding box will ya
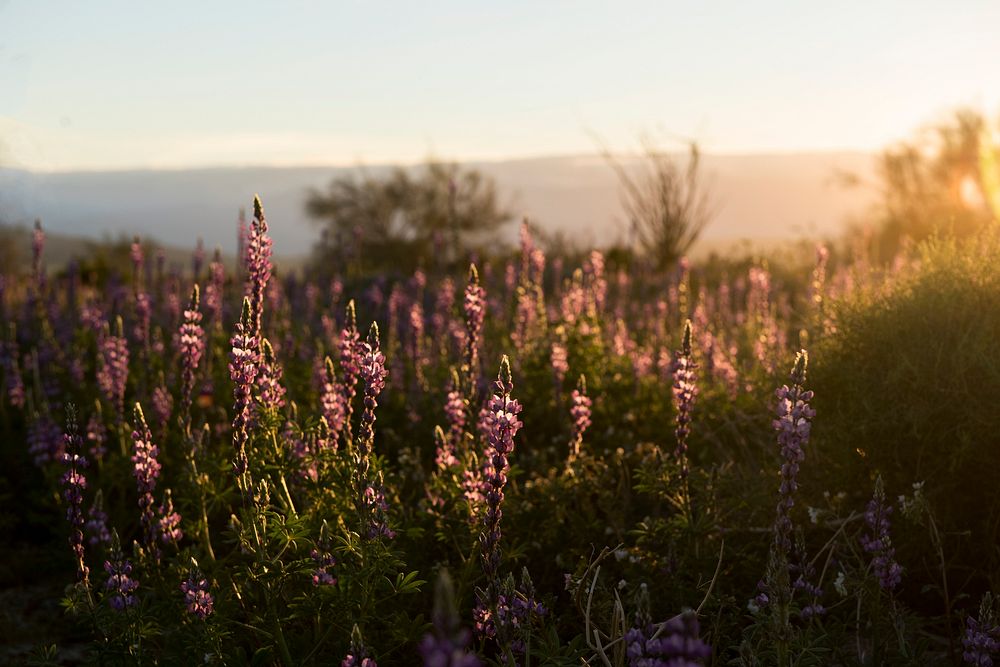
[1,0,998,171]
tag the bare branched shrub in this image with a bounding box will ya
[605,139,714,270]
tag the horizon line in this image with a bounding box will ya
[1,147,880,176]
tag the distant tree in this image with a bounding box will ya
[604,139,714,270]
[856,108,1000,260]
[306,160,513,275]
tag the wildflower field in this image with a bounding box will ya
[2,199,999,666]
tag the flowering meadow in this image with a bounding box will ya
[2,200,999,666]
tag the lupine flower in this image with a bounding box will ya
[131,403,162,550]
[624,610,711,667]
[569,374,591,461]
[104,531,139,611]
[671,320,697,479]
[321,356,346,444]
[86,491,111,547]
[860,476,902,591]
[230,298,258,481]
[434,424,459,472]
[134,291,152,348]
[310,548,337,586]
[151,375,173,434]
[97,317,129,422]
[86,400,108,462]
[310,522,338,586]
[177,285,205,415]
[362,472,395,540]
[463,265,486,388]
[790,531,825,619]
[357,323,387,455]
[494,569,546,661]
[180,565,214,620]
[773,350,814,553]
[3,325,25,408]
[355,323,391,539]
[28,412,63,467]
[550,340,569,387]
[158,489,183,546]
[409,300,427,384]
[963,594,1000,666]
[60,405,89,583]
[342,625,378,667]
[432,277,456,339]
[474,356,523,640]
[442,368,466,459]
[245,195,273,345]
[511,286,537,354]
[204,249,225,328]
[584,250,607,315]
[420,570,481,667]
[257,338,286,412]
[339,300,362,436]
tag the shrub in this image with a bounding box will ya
[811,228,1000,590]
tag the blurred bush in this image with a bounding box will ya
[811,228,1000,587]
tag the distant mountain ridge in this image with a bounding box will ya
[0,152,878,258]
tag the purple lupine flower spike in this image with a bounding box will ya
[60,404,90,583]
[151,373,173,436]
[445,367,467,443]
[157,488,183,547]
[420,570,481,667]
[963,593,1000,666]
[860,475,902,591]
[773,349,814,553]
[625,586,710,667]
[569,374,592,462]
[230,297,258,485]
[245,195,272,347]
[86,399,108,462]
[257,338,286,413]
[180,559,214,620]
[204,248,225,329]
[104,530,139,611]
[338,300,362,444]
[463,265,486,390]
[433,425,457,472]
[474,356,523,641]
[3,323,25,408]
[320,356,346,445]
[86,490,111,547]
[131,402,162,551]
[671,320,697,479]
[310,520,337,586]
[355,323,391,539]
[178,284,205,418]
[342,624,378,667]
[97,317,129,423]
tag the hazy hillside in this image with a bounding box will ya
[0,152,878,259]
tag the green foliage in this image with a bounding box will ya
[811,228,1000,593]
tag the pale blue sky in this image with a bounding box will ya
[1,0,997,170]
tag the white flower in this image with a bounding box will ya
[834,571,848,597]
